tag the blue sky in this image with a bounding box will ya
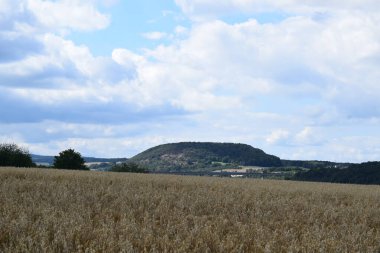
[1,0,380,162]
[69,0,187,55]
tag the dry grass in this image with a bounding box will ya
[0,167,380,252]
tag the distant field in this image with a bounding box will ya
[1,168,380,252]
[216,166,264,173]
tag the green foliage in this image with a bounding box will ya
[31,154,127,167]
[281,159,351,169]
[0,143,35,167]
[110,162,147,173]
[130,142,282,172]
[292,162,380,185]
[53,149,88,170]
[87,162,115,171]
[84,157,128,163]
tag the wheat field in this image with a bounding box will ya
[0,168,379,252]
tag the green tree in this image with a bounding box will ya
[0,143,35,167]
[53,149,88,170]
[110,162,147,173]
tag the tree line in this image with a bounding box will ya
[0,143,146,173]
[292,162,380,185]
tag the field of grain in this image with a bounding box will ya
[1,168,380,252]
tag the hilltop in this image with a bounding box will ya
[129,142,282,172]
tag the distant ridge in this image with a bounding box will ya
[281,159,352,169]
[129,142,282,172]
[31,154,127,166]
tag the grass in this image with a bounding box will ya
[1,167,380,252]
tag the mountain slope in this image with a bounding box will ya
[129,142,282,171]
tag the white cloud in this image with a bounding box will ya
[295,127,323,146]
[175,0,380,19]
[112,48,146,68]
[174,25,188,35]
[172,91,242,111]
[27,0,110,32]
[285,136,380,162]
[266,129,290,145]
[142,31,167,40]
[143,13,379,119]
[97,0,120,8]
[1,0,380,162]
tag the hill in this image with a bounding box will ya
[292,161,380,185]
[129,142,282,172]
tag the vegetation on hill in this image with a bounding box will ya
[4,142,379,185]
[292,162,380,185]
[281,159,352,169]
[1,168,379,252]
[0,143,35,167]
[130,142,282,171]
[84,157,128,163]
[110,162,147,173]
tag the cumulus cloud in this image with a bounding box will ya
[27,0,110,32]
[2,0,380,161]
[175,0,380,19]
[0,34,43,63]
[4,0,378,119]
[266,130,290,145]
[142,31,168,40]
[294,127,324,146]
[147,13,379,118]
[0,0,110,36]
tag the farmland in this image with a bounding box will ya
[1,168,380,252]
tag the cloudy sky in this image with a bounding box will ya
[1,0,380,161]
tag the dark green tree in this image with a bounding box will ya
[53,149,88,170]
[110,162,147,173]
[0,143,35,167]
[292,162,380,185]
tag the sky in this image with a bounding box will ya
[1,0,380,162]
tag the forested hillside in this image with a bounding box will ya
[292,162,380,185]
[281,160,351,169]
[130,142,282,171]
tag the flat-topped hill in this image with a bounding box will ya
[129,142,282,171]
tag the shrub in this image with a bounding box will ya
[0,143,35,167]
[110,162,147,173]
[53,149,88,170]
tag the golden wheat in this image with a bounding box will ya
[0,167,379,252]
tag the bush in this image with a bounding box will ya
[110,162,147,173]
[53,149,88,170]
[0,143,35,167]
